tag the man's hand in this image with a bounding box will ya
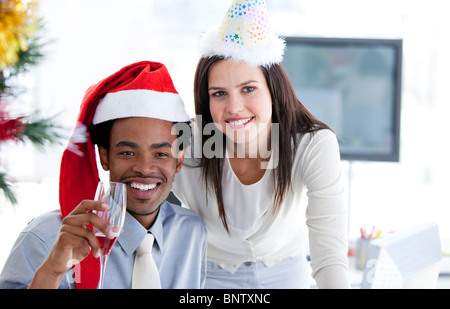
[28,200,115,289]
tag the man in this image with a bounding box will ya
[0,61,206,289]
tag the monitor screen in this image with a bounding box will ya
[283,37,403,162]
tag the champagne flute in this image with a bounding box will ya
[93,181,126,289]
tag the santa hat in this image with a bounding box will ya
[201,0,285,67]
[59,61,189,289]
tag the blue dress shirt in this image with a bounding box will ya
[0,201,207,289]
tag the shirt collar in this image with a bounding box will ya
[148,204,164,252]
[116,202,167,256]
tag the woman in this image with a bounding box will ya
[173,0,350,288]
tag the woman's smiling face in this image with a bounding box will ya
[208,60,273,145]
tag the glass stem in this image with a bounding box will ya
[97,254,108,289]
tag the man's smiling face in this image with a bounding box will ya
[99,117,184,228]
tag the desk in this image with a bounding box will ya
[347,255,450,289]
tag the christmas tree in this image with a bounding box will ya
[1,0,63,204]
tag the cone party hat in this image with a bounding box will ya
[201,0,285,67]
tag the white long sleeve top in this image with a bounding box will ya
[173,129,350,288]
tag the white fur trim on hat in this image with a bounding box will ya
[201,29,285,67]
[92,89,190,125]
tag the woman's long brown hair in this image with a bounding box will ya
[193,56,332,233]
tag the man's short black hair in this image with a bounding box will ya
[88,119,191,151]
[89,120,115,150]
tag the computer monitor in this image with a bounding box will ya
[361,222,442,289]
[283,37,403,162]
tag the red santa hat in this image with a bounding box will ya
[59,61,189,289]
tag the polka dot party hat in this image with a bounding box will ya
[201,0,285,67]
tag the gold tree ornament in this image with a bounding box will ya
[0,0,65,204]
[0,0,39,71]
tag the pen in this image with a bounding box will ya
[360,227,365,239]
[368,226,375,238]
[375,230,382,239]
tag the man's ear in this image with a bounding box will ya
[98,146,110,171]
[175,149,186,174]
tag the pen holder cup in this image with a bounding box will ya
[355,238,372,270]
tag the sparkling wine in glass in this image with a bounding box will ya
[93,181,126,289]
